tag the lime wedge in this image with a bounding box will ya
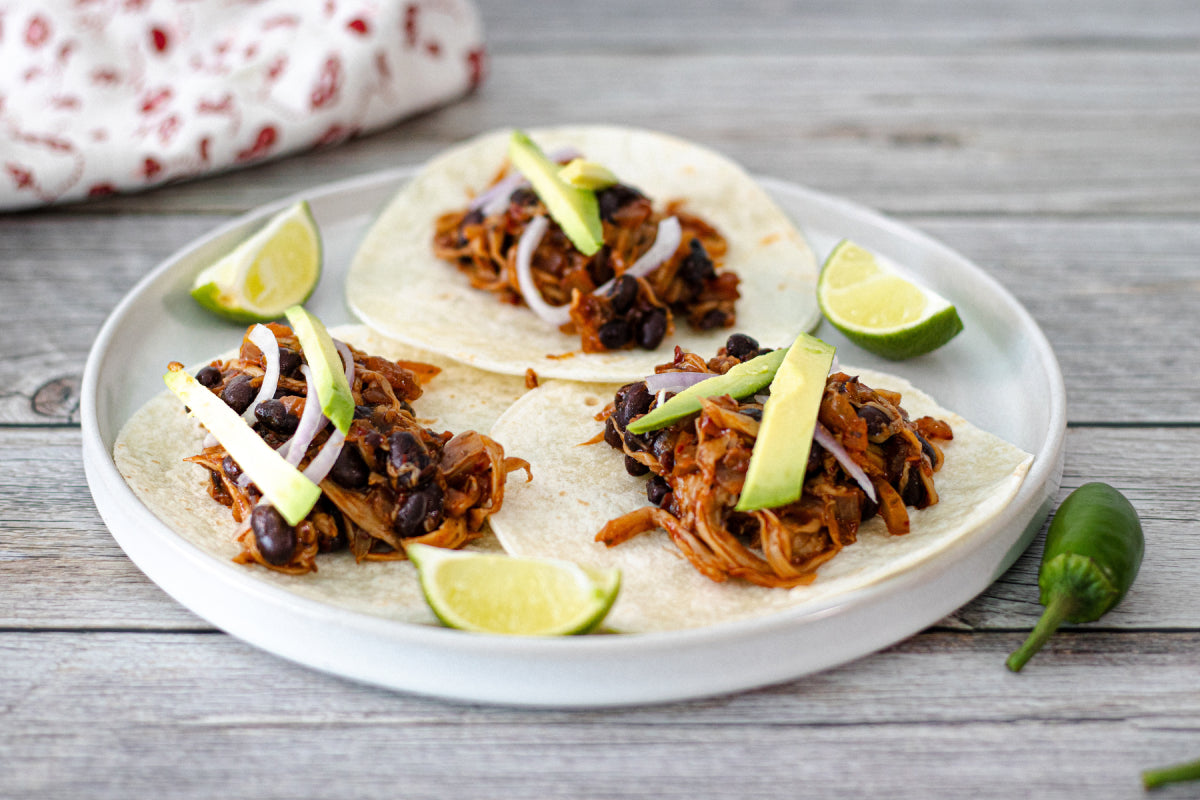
[190,201,322,323]
[817,240,963,360]
[407,544,620,636]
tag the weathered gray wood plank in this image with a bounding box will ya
[1,427,1194,630]
[55,47,1200,216]
[1,630,1197,800]
[480,0,1200,53]
[2,215,1195,425]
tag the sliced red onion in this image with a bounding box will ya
[472,173,526,215]
[279,365,328,468]
[643,370,713,394]
[333,339,355,388]
[302,427,346,484]
[754,393,770,405]
[813,422,877,503]
[242,324,281,424]
[471,146,585,216]
[514,215,573,327]
[592,216,682,296]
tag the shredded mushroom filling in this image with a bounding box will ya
[433,156,739,353]
[595,334,954,589]
[183,322,530,574]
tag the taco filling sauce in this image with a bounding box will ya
[181,322,529,574]
[596,334,954,588]
[432,152,740,354]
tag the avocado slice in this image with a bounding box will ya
[734,333,836,512]
[164,365,321,526]
[558,158,618,190]
[626,348,790,435]
[284,305,354,434]
[508,131,604,256]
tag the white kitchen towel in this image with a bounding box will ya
[0,0,486,210]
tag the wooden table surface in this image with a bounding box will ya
[4,2,1199,797]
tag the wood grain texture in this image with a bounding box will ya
[1,631,1197,800]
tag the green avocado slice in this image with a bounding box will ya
[735,333,836,512]
[626,348,790,435]
[164,365,321,526]
[508,130,604,256]
[284,305,354,435]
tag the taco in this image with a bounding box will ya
[486,336,1033,633]
[346,125,821,383]
[114,324,530,623]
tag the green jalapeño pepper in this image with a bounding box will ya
[1006,482,1144,672]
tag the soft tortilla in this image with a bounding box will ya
[347,126,820,383]
[487,371,1033,633]
[112,325,529,625]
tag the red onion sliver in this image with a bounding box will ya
[302,427,346,485]
[643,370,713,394]
[281,365,328,468]
[471,146,585,216]
[812,422,877,503]
[592,216,682,297]
[515,215,573,327]
[333,339,355,389]
[242,324,281,424]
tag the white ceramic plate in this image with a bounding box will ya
[82,168,1065,708]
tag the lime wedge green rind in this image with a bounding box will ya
[284,305,355,434]
[164,366,320,526]
[407,544,620,636]
[190,200,322,324]
[627,348,789,435]
[817,239,963,361]
[735,333,836,512]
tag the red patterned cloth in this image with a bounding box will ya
[0,0,486,210]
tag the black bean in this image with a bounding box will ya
[251,505,297,566]
[603,417,622,448]
[277,348,302,377]
[902,471,929,508]
[597,183,646,222]
[195,365,221,387]
[509,187,538,207]
[222,455,242,481]
[353,404,374,419]
[608,274,638,314]
[461,207,483,227]
[616,382,653,428]
[857,405,891,437]
[623,429,647,452]
[329,445,369,488]
[651,432,674,472]
[646,475,671,507]
[597,318,632,350]
[589,247,615,286]
[221,375,256,414]
[254,399,298,434]
[740,406,763,422]
[635,307,668,350]
[389,430,431,488]
[420,482,445,531]
[698,309,728,330]
[678,238,715,286]
[393,490,429,538]
[724,333,760,362]
[624,455,649,476]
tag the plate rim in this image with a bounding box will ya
[81,166,1066,707]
